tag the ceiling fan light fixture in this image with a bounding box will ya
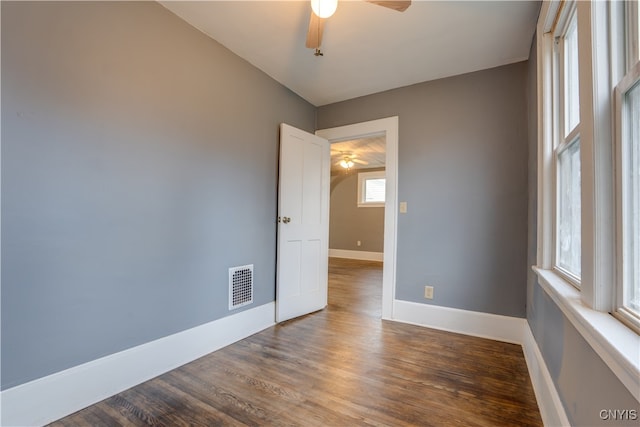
[340,159,354,169]
[311,0,338,19]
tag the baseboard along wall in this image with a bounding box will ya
[0,302,276,427]
[2,299,569,427]
[522,323,572,427]
[328,249,383,262]
[392,299,525,344]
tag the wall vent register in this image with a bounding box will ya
[229,265,254,310]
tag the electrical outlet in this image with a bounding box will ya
[357,240,362,247]
[424,286,434,299]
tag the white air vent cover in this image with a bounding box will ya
[229,264,253,310]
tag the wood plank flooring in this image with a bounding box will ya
[49,258,542,426]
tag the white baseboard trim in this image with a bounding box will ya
[392,299,526,344]
[391,299,569,427]
[0,302,275,427]
[522,323,571,427]
[329,249,383,262]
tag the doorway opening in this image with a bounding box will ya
[328,135,386,261]
[316,116,398,320]
[327,135,386,315]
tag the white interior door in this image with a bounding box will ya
[276,123,330,322]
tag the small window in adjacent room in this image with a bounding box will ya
[357,170,385,207]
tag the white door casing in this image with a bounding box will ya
[316,116,398,320]
[276,123,330,322]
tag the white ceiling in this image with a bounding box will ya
[160,1,540,107]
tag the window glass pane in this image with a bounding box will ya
[565,14,580,136]
[557,140,581,278]
[624,81,640,314]
[365,178,385,203]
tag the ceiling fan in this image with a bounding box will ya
[306,0,412,56]
[333,152,369,169]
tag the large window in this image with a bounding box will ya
[615,2,640,331]
[618,75,640,325]
[555,8,581,283]
[535,0,640,404]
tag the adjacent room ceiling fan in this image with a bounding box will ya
[306,0,411,56]
[333,152,369,170]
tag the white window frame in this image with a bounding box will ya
[626,0,639,71]
[535,0,640,401]
[614,62,640,332]
[614,1,640,334]
[553,5,582,286]
[357,170,385,208]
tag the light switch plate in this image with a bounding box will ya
[399,202,407,213]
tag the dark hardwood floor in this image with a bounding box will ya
[49,258,542,426]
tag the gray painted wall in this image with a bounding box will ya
[318,63,529,317]
[330,169,385,253]
[525,33,640,426]
[529,285,639,425]
[1,1,315,390]
[526,28,539,335]
[5,2,634,420]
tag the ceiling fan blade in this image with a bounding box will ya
[305,12,325,49]
[352,158,369,165]
[366,0,411,12]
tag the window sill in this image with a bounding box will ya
[357,203,384,208]
[533,267,640,401]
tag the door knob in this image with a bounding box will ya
[282,217,291,224]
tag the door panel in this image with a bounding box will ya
[302,142,323,224]
[280,240,302,298]
[302,239,321,293]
